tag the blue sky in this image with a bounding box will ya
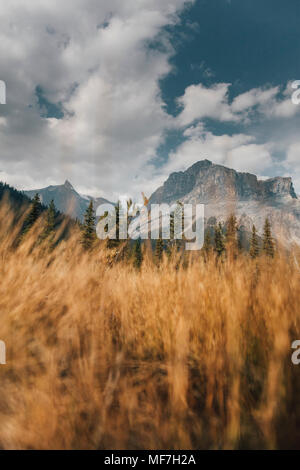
[158,0,300,173]
[0,0,300,200]
[163,0,300,102]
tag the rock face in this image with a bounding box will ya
[24,180,112,221]
[149,160,300,245]
[150,160,297,205]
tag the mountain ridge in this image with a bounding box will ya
[24,180,113,221]
[21,159,300,245]
[150,159,297,205]
[149,159,300,246]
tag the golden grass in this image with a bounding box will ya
[0,202,300,449]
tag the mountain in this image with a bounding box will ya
[0,181,32,209]
[24,180,113,221]
[0,181,76,242]
[149,159,300,245]
[150,160,297,204]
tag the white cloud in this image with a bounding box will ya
[176,81,300,127]
[227,144,272,174]
[0,1,299,202]
[176,83,235,126]
[162,123,268,174]
[0,0,194,200]
[286,141,300,170]
[231,86,279,113]
[284,141,300,194]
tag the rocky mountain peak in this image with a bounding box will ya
[149,160,298,205]
[262,176,297,200]
[63,180,74,190]
[24,180,113,222]
[148,159,300,246]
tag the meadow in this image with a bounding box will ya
[0,201,300,450]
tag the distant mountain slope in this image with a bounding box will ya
[149,159,300,246]
[24,180,113,221]
[0,181,32,208]
[0,181,75,242]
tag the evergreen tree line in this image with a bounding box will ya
[20,193,60,247]
[203,215,275,260]
[80,201,276,268]
[21,196,276,267]
[0,182,32,207]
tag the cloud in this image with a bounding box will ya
[0,1,299,201]
[286,141,300,170]
[176,81,300,127]
[0,0,194,199]
[227,144,272,174]
[160,122,273,179]
[232,82,299,119]
[176,83,235,126]
[231,86,279,113]
[164,123,256,170]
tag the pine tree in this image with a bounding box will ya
[167,210,177,256]
[167,202,185,255]
[226,214,238,259]
[43,200,56,239]
[214,223,225,257]
[226,215,238,245]
[179,201,185,241]
[170,210,175,241]
[81,200,96,250]
[155,238,164,265]
[107,201,125,249]
[107,212,118,248]
[202,229,212,256]
[250,224,260,259]
[22,193,42,235]
[133,238,143,269]
[263,218,275,258]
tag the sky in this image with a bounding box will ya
[0,0,300,201]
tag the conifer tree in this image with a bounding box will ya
[167,209,178,256]
[107,201,126,249]
[22,193,42,235]
[250,224,260,259]
[81,200,96,250]
[226,214,238,259]
[43,200,56,239]
[179,201,185,241]
[170,210,175,241]
[166,210,174,259]
[107,204,119,249]
[202,229,212,256]
[263,218,275,258]
[155,237,164,265]
[226,215,238,245]
[133,238,143,269]
[214,223,225,257]
[167,202,185,255]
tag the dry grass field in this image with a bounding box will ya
[0,202,300,450]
